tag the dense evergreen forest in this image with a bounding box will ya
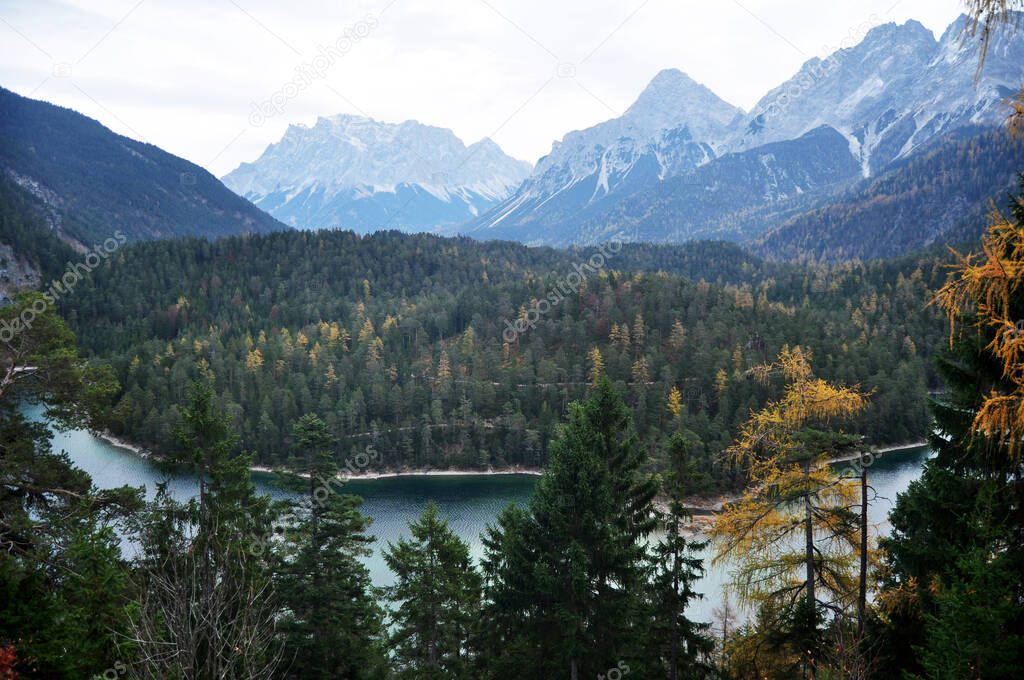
[53,230,943,487]
[2,177,1022,676]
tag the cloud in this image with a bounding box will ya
[0,0,963,176]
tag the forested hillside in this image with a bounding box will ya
[61,230,944,487]
[0,87,286,245]
[757,127,1024,260]
[0,174,78,293]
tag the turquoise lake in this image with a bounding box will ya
[29,403,931,624]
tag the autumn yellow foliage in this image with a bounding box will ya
[712,346,869,612]
[933,205,1024,457]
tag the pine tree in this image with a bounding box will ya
[384,502,482,679]
[668,320,687,355]
[0,293,136,677]
[647,433,714,679]
[632,312,646,352]
[877,330,1024,679]
[274,414,387,679]
[878,184,1024,678]
[480,378,658,678]
[477,504,540,680]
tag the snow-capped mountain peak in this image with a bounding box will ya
[457,69,740,240]
[730,13,1024,173]
[222,115,531,232]
[620,68,742,142]
[458,13,1023,246]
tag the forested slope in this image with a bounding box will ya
[0,87,286,245]
[757,128,1024,261]
[60,230,945,488]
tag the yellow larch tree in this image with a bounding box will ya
[587,347,604,387]
[631,356,650,385]
[245,348,264,372]
[667,386,684,419]
[327,322,342,347]
[609,322,631,351]
[711,346,870,679]
[667,320,687,354]
[357,318,375,345]
[933,197,1024,457]
[436,350,451,383]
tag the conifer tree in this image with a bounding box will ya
[0,293,136,677]
[647,433,714,679]
[711,347,869,679]
[479,378,658,679]
[274,414,386,679]
[129,381,280,679]
[384,502,482,679]
[476,503,540,679]
[878,180,1024,679]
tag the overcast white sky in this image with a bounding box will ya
[0,0,965,176]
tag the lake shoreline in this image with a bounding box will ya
[668,440,930,518]
[96,430,151,458]
[331,467,543,479]
[94,429,927,514]
[95,429,545,480]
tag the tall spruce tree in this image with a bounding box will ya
[476,503,541,679]
[274,413,386,679]
[479,378,659,679]
[646,433,714,680]
[384,502,482,679]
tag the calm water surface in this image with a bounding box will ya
[29,404,930,624]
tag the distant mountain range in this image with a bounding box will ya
[2,12,1021,266]
[221,115,531,233]
[454,13,1024,256]
[0,87,286,247]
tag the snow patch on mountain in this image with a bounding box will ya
[222,115,531,232]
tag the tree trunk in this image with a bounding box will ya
[570,657,578,680]
[310,454,325,660]
[857,459,868,637]
[669,522,679,680]
[804,479,817,680]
